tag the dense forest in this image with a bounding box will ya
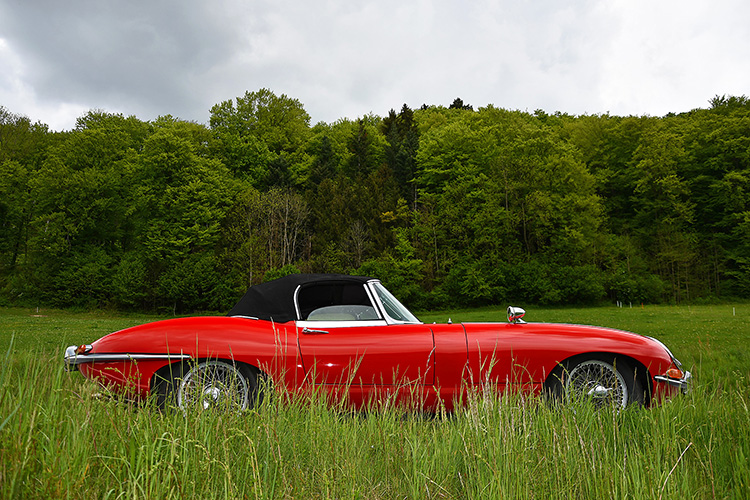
[1,91,749,312]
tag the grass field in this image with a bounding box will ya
[1,304,749,499]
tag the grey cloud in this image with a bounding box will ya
[1,0,748,130]
[0,0,266,122]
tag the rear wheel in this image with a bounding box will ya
[154,360,260,412]
[547,355,645,409]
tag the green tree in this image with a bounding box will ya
[23,111,150,306]
[307,134,337,186]
[132,118,241,311]
[382,104,420,204]
[449,97,473,111]
[0,108,50,284]
[210,89,311,187]
[220,186,309,291]
[631,123,696,302]
[345,117,384,179]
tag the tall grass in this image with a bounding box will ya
[1,305,749,498]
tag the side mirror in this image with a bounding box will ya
[507,306,526,324]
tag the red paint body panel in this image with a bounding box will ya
[430,323,470,409]
[297,323,434,386]
[76,315,682,408]
[465,322,675,398]
[87,316,304,392]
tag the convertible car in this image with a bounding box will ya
[64,274,690,411]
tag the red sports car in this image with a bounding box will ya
[64,274,690,411]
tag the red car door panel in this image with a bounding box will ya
[297,323,435,386]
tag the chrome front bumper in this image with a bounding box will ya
[654,370,692,394]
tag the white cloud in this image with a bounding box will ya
[600,0,750,115]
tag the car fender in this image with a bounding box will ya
[463,322,673,392]
[83,316,304,395]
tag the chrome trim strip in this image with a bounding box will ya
[364,280,385,321]
[293,284,302,321]
[296,319,387,329]
[65,351,191,366]
[295,279,386,322]
[366,280,391,323]
[366,281,422,325]
[645,336,681,367]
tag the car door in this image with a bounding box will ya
[294,278,435,406]
[296,321,435,387]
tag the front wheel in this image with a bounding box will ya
[547,355,645,409]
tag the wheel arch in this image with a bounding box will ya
[543,351,653,405]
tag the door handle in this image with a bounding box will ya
[302,327,329,335]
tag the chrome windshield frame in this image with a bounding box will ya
[366,280,422,325]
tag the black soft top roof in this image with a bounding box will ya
[227,274,374,323]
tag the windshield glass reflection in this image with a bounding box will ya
[372,282,421,324]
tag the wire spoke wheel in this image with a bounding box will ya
[178,360,252,412]
[565,359,629,409]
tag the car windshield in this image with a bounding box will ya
[372,282,421,324]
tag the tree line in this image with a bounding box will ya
[1,91,749,312]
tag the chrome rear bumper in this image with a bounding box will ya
[64,345,190,371]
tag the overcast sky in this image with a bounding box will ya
[1,0,748,131]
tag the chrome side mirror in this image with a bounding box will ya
[507,306,526,324]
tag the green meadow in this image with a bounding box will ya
[1,304,749,499]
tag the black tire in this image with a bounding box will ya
[154,360,260,412]
[546,355,645,409]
